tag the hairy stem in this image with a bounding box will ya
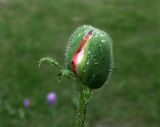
[75,86,92,127]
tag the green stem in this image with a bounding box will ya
[75,86,92,127]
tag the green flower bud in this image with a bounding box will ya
[65,25,113,89]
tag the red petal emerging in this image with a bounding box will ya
[72,30,93,74]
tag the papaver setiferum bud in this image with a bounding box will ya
[65,25,113,89]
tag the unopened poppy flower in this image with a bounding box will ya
[65,25,113,89]
[39,25,113,127]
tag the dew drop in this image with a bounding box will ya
[100,34,104,37]
[87,60,89,65]
[94,59,98,64]
[102,40,105,42]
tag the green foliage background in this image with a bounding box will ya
[0,0,159,127]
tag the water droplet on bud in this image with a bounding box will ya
[94,60,98,64]
[102,40,105,42]
[87,60,89,65]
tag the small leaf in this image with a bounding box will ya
[57,69,76,81]
[39,57,62,69]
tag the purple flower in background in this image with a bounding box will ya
[47,92,57,105]
[23,98,31,108]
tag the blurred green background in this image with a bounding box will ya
[0,0,159,127]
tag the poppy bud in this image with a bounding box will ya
[65,25,113,89]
